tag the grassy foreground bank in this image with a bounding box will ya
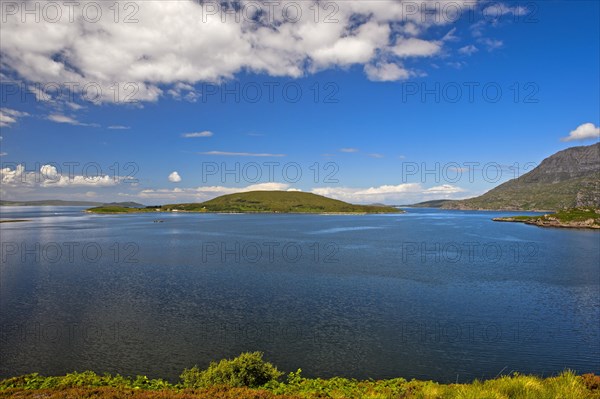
[1,353,599,399]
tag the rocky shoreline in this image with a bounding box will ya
[493,216,600,230]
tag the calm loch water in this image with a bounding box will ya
[1,206,598,382]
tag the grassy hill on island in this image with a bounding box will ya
[87,191,401,214]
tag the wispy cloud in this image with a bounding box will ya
[47,114,98,127]
[108,125,131,130]
[458,45,478,55]
[368,153,384,159]
[0,108,29,127]
[182,131,214,138]
[423,184,466,195]
[478,38,504,51]
[168,83,199,102]
[483,3,530,18]
[447,61,466,69]
[340,148,359,153]
[199,151,286,157]
[67,102,84,110]
[471,3,531,37]
[47,114,79,124]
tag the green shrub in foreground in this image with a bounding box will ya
[180,351,283,388]
[0,371,172,391]
[265,369,411,399]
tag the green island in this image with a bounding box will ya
[493,208,600,229]
[1,352,598,399]
[86,191,402,215]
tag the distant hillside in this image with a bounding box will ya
[102,202,146,208]
[408,199,456,208]
[1,200,103,206]
[1,200,145,207]
[442,143,600,211]
[89,191,401,214]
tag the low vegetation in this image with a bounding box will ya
[1,352,599,399]
[87,191,401,214]
[493,207,600,229]
[85,206,156,214]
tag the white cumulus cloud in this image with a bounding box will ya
[561,123,600,142]
[392,38,441,57]
[0,0,484,103]
[1,164,121,187]
[168,171,182,182]
[364,62,410,82]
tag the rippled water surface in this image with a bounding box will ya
[1,206,598,382]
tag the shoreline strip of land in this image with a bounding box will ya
[492,208,600,230]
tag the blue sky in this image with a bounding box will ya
[1,0,599,204]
